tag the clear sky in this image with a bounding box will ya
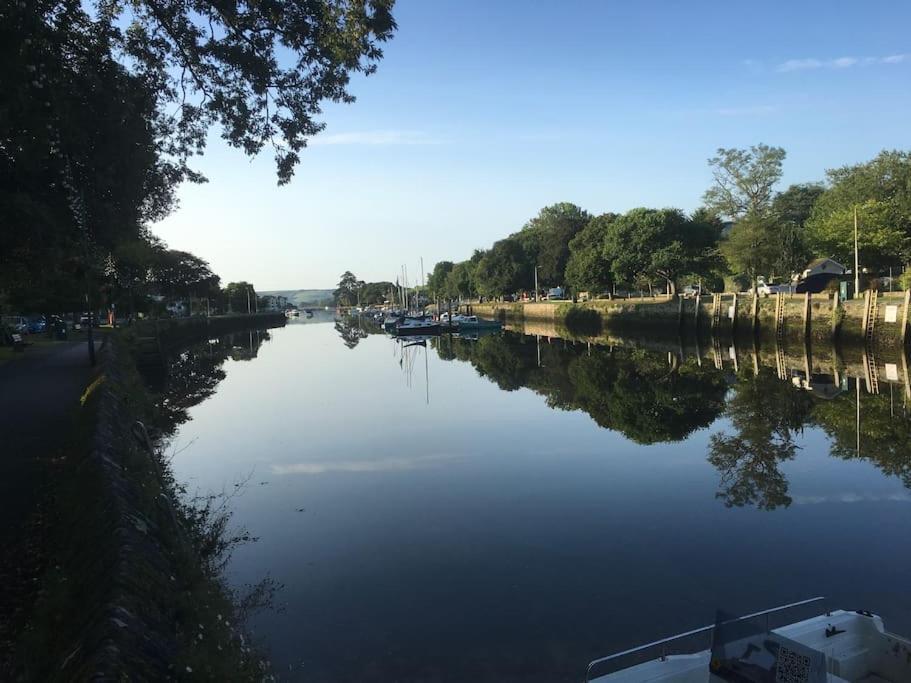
[153,0,911,290]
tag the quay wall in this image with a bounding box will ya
[467,291,910,349]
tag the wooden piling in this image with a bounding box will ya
[831,292,841,339]
[901,289,910,346]
[750,292,759,335]
[711,293,718,331]
[677,294,684,328]
[860,289,871,336]
[803,292,811,341]
[731,293,738,333]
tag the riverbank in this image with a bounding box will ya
[3,317,279,680]
[467,291,911,348]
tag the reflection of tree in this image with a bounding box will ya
[334,318,367,349]
[566,350,727,444]
[334,316,383,349]
[708,371,814,510]
[813,388,911,488]
[151,331,270,437]
[436,333,727,443]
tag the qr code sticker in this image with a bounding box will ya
[775,646,811,683]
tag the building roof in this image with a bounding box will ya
[805,257,846,270]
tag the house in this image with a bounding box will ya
[795,258,846,294]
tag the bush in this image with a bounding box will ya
[900,270,911,291]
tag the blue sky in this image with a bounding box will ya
[153,0,911,290]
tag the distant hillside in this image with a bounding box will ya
[261,289,334,307]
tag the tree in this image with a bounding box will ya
[564,213,617,294]
[603,208,717,295]
[333,271,360,306]
[223,281,257,313]
[770,183,825,275]
[703,144,786,220]
[151,249,220,300]
[719,213,782,285]
[426,261,454,298]
[475,238,532,297]
[444,260,476,300]
[806,150,911,270]
[42,0,397,185]
[519,203,591,286]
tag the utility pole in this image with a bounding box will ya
[854,205,861,299]
[534,265,539,302]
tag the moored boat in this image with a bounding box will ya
[587,597,911,682]
[395,317,440,336]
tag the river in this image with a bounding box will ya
[153,316,911,682]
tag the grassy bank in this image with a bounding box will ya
[9,335,273,681]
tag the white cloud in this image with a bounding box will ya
[777,54,909,72]
[309,130,446,146]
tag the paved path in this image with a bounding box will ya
[0,340,101,546]
[0,339,103,672]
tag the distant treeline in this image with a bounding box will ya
[424,147,911,299]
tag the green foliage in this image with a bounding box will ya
[222,282,257,313]
[565,213,617,294]
[806,151,911,269]
[719,212,782,283]
[900,270,911,290]
[703,144,786,220]
[603,208,719,294]
[475,238,532,297]
[426,261,455,297]
[770,183,825,275]
[519,203,592,286]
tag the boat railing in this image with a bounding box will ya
[584,596,827,681]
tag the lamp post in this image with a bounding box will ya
[534,265,539,302]
[854,206,860,299]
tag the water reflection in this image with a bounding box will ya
[157,322,911,680]
[430,330,911,508]
[708,370,814,510]
[148,329,272,439]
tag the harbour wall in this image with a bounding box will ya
[467,291,911,349]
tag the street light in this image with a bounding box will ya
[854,206,861,299]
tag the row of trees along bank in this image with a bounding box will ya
[424,146,911,301]
[1,1,396,358]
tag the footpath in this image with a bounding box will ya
[0,338,102,672]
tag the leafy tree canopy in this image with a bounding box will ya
[564,213,618,294]
[520,202,592,286]
[703,144,786,220]
[806,150,911,269]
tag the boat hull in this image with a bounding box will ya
[395,324,441,336]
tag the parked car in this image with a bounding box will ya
[26,316,47,334]
[1,315,28,333]
[547,287,565,300]
[682,285,701,298]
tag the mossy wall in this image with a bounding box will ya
[471,292,910,350]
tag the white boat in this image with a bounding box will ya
[587,598,911,682]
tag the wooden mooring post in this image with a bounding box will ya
[901,289,910,346]
[802,292,812,341]
[831,292,841,339]
[677,294,684,328]
[860,289,871,337]
[730,293,738,334]
[750,292,759,335]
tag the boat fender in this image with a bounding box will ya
[825,625,846,638]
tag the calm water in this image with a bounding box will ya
[157,317,911,682]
